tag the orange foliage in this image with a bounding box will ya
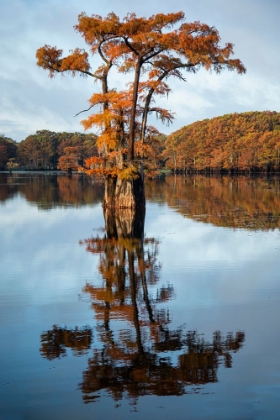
[163,111,280,173]
[57,146,81,171]
[37,12,245,181]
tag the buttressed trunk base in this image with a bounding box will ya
[104,174,145,210]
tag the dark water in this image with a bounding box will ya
[1,173,280,420]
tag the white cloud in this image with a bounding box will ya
[1,0,280,140]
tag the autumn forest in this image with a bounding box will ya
[1,111,280,175]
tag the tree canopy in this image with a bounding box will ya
[36,11,245,201]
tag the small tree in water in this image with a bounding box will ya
[57,146,81,176]
[36,11,245,209]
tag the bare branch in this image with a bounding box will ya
[80,70,100,79]
[123,36,139,56]
[74,104,95,117]
[144,48,165,61]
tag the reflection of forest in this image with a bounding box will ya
[0,173,104,208]
[145,175,280,230]
[1,173,278,229]
[40,215,245,404]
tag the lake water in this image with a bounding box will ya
[1,173,280,420]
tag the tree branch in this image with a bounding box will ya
[123,36,139,56]
[144,48,165,61]
[74,104,95,117]
[80,70,100,79]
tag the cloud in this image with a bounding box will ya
[1,0,280,141]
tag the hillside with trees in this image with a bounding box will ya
[162,111,280,174]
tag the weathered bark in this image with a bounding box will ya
[103,174,145,210]
[103,176,117,209]
[114,176,145,209]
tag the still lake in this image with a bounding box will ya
[1,173,280,420]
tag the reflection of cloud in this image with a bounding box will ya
[0,196,104,305]
[147,206,278,264]
[146,203,280,309]
[0,195,101,234]
[2,195,279,311]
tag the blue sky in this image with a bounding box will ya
[1,0,280,141]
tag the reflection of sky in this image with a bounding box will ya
[1,190,280,418]
[0,196,103,305]
[3,198,279,310]
[146,202,280,306]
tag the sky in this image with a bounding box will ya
[1,0,280,142]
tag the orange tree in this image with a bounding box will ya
[36,11,245,208]
[57,146,81,174]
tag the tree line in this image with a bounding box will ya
[0,130,98,171]
[2,111,280,173]
[0,129,166,173]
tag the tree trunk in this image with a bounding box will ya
[103,174,145,210]
[103,175,117,209]
[128,59,142,162]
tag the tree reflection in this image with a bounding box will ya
[145,175,280,230]
[0,173,104,208]
[40,207,245,405]
[40,325,92,359]
[2,173,280,229]
[80,330,244,402]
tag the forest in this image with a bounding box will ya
[162,111,280,174]
[0,130,98,171]
[1,111,280,174]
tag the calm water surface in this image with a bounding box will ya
[1,173,280,420]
